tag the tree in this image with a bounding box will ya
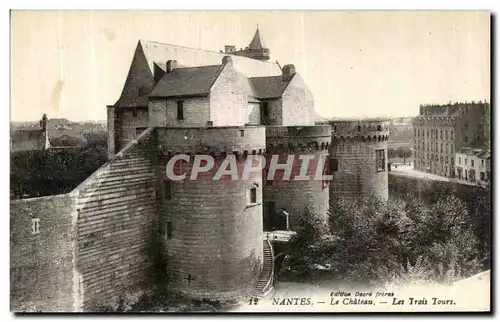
[388,148,398,159]
[396,147,413,165]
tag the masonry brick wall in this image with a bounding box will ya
[156,126,265,301]
[326,120,390,202]
[120,107,149,143]
[248,102,261,125]
[263,151,330,228]
[210,62,250,126]
[156,126,266,154]
[281,74,315,126]
[330,138,388,202]
[74,129,157,311]
[267,98,283,125]
[265,125,331,228]
[10,194,76,312]
[388,172,489,206]
[107,106,116,158]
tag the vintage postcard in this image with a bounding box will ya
[10,10,491,313]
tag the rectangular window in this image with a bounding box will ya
[481,159,485,166]
[132,107,138,118]
[445,130,449,140]
[451,131,454,140]
[329,158,339,172]
[164,180,171,200]
[471,160,474,167]
[250,186,257,204]
[167,221,173,239]
[465,158,468,165]
[376,149,385,172]
[239,129,245,137]
[177,101,184,120]
[377,125,382,131]
[480,172,485,181]
[440,130,443,139]
[32,218,40,234]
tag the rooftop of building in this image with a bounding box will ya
[139,38,280,78]
[456,147,491,159]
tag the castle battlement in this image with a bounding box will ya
[156,126,266,155]
[265,125,331,153]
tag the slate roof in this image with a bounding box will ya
[457,147,490,159]
[149,65,223,98]
[248,75,292,99]
[139,40,281,78]
[248,28,266,49]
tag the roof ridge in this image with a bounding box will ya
[139,39,278,66]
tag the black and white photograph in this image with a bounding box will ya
[8,9,491,313]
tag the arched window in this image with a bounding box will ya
[440,143,443,153]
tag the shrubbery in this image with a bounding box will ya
[10,143,108,199]
[279,194,489,287]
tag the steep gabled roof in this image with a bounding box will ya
[248,75,292,99]
[248,28,266,49]
[139,39,280,77]
[149,65,223,98]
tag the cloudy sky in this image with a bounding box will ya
[10,10,490,121]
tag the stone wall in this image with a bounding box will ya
[388,172,489,206]
[72,128,158,311]
[265,125,331,228]
[210,61,250,126]
[148,98,211,128]
[330,138,389,201]
[281,73,316,126]
[156,126,265,301]
[10,194,77,312]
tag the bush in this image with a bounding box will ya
[279,194,487,286]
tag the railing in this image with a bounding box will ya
[261,238,274,296]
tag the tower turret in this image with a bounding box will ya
[223,28,271,61]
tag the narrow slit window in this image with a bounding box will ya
[32,218,40,235]
[167,221,173,239]
[376,149,386,172]
[249,186,257,204]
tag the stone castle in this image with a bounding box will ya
[10,29,389,312]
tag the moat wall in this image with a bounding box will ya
[73,128,158,311]
[10,194,76,312]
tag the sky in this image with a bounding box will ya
[10,11,490,121]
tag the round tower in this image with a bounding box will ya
[156,126,266,302]
[327,119,390,202]
[264,125,331,230]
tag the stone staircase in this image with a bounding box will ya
[252,239,274,298]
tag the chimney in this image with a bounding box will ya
[166,60,178,74]
[222,55,233,66]
[224,45,236,53]
[40,113,48,132]
[282,64,296,81]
